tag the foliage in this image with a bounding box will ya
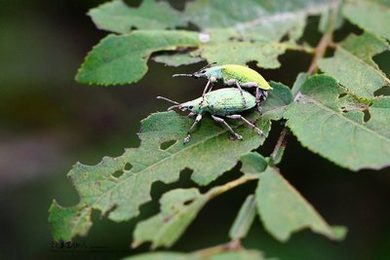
[49,0,390,259]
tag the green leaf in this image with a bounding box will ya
[256,167,347,242]
[319,32,390,98]
[153,52,204,67]
[133,158,263,249]
[88,0,187,34]
[184,0,328,68]
[49,111,270,241]
[341,32,390,70]
[291,72,308,97]
[229,195,257,241]
[48,201,92,241]
[123,249,265,260]
[198,40,294,69]
[133,188,208,249]
[261,81,293,121]
[343,0,390,40]
[284,75,390,170]
[76,30,200,85]
[240,152,268,174]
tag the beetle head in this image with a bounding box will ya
[177,100,201,113]
[157,96,201,113]
[173,62,217,79]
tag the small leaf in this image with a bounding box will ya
[319,32,390,98]
[48,201,92,241]
[133,170,261,248]
[284,75,390,170]
[153,53,204,67]
[89,0,187,34]
[123,249,265,260]
[229,195,257,241]
[133,188,207,249]
[240,152,268,174]
[256,167,347,242]
[49,111,270,241]
[261,81,293,121]
[291,72,308,97]
[76,30,200,85]
[343,0,390,40]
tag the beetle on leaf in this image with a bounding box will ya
[173,63,272,111]
[157,88,264,144]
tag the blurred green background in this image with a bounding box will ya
[0,0,389,259]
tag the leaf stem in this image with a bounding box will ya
[307,32,333,74]
[270,127,290,165]
[207,174,259,199]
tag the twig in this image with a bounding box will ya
[207,174,259,199]
[270,4,339,165]
[270,127,290,165]
[307,32,333,74]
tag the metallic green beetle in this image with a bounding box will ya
[173,64,272,111]
[157,88,263,144]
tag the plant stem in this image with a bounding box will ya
[307,31,333,74]
[270,6,338,165]
[270,127,290,165]
[207,174,259,199]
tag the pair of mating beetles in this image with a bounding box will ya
[158,64,272,144]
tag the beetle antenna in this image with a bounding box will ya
[172,73,194,78]
[157,96,180,105]
[167,105,180,111]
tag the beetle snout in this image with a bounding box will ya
[167,104,187,111]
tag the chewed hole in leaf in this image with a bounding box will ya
[373,86,390,96]
[124,162,133,171]
[102,204,118,219]
[183,199,194,206]
[363,109,371,122]
[339,93,348,98]
[160,140,177,150]
[113,170,124,178]
[280,33,290,42]
[126,0,142,8]
[373,51,390,79]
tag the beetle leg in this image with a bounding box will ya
[200,80,213,105]
[211,115,243,140]
[225,79,246,106]
[226,114,264,136]
[187,112,196,118]
[255,88,262,112]
[255,89,268,112]
[184,114,203,144]
[232,81,246,106]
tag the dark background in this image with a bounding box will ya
[0,0,389,259]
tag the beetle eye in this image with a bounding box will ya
[200,70,206,73]
[188,105,194,109]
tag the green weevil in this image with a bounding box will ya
[173,64,272,111]
[157,88,263,144]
